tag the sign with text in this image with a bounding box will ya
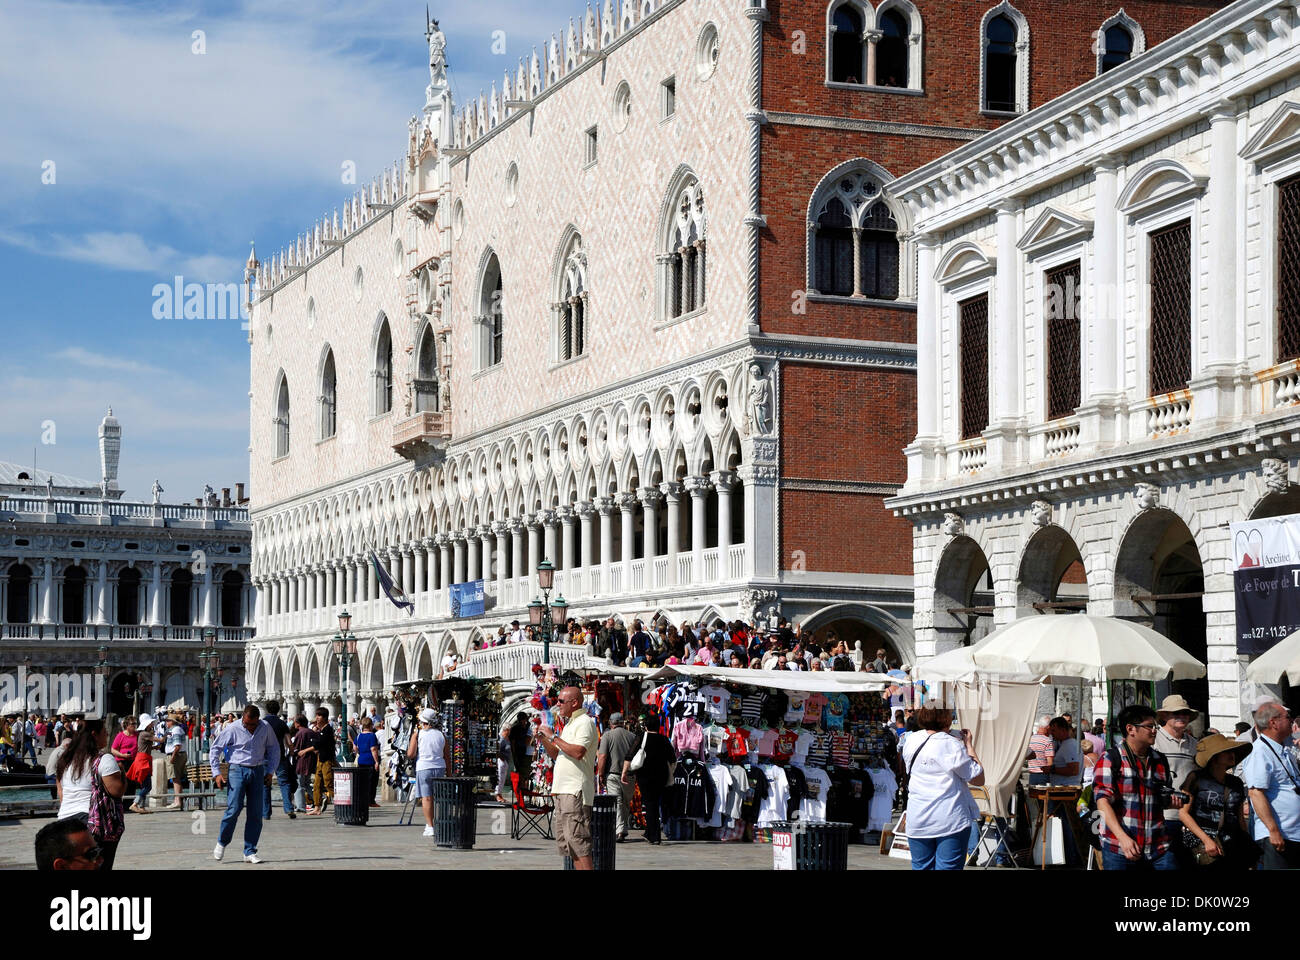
[449,579,485,618]
[1231,514,1300,654]
[772,829,794,870]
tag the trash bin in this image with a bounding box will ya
[591,795,616,871]
[333,766,370,826]
[771,821,851,871]
[432,777,477,849]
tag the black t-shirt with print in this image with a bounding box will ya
[1181,770,1248,841]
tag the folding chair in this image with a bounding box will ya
[509,772,554,840]
[969,786,1018,869]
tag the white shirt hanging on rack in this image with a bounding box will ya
[756,763,790,828]
[797,765,832,823]
[867,766,898,832]
[699,760,733,829]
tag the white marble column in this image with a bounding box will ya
[542,511,558,568]
[413,547,425,610]
[40,558,54,624]
[618,493,636,571]
[94,560,109,625]
[510,520,525,591]
[438,536,452,592]
[366,557,378,603]
[576,502,595,592]
[660,481,682,586]
[466,533,480,583]
[596,497,614,595]
[199,561,214,627]
[494,522,509,600]
[423,538,437,595]
[148,561,164,627]
[640,487,663,569]
[992,198,1022,426]
[559,506,576,574]
[526,519,542,597]
[453,534,467,585]
[686,476,709,584]
[711,471,736,580]
[479,526,494,584]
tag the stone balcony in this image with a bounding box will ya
[392,410,450,462]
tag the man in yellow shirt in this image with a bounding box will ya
[537,685,596,870]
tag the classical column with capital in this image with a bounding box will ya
[639,488,663,585]
[595,497,614,596]
[618,492,637,574]
[94,560,110,626]
[526,517,543,597]
[466,531,480,583]
[659,481,683,586]
[711,470,737,581]
[685,476,710,585]
[509,520,524,593]
[576,502,595,593]
[479,525,494,585]
[148,560,164,627]
[558,505,575,575]
[453,533,467,585]
[493,522,509,601]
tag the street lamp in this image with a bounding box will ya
[331,610,359,763]
[198,628,220,753]
[528,559,567,667]
[95,646,111,720]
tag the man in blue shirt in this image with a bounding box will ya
[1242,700,1300,869]
[210,704,280,864]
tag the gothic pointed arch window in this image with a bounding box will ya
[808,162,904,301]
[553,230,589,361]
[415,323,440,412]
[274,371,290,458]
[319,348,337,439]
[829,2,867,84]
[660,175,707,321]
[373,317,393,415]
[1096,11,1144,75]
[981,4,1029,114]
[476,250,504,370]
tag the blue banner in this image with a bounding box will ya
[449,579,485,618]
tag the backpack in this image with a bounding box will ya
[88,758,125,844]
[1083,747,1123,850]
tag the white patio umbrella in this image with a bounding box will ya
[1245,628,1300,685]
[970,614,1205,683]
[914,643,1042,682]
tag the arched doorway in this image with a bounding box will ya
[1114,510,1207,719]
[932,535,994,650]
[800,602,914,668]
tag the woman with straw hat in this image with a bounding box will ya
[1177,734,1257,870]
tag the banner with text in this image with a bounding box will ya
[449,579,485,618]
[1231,514,1300,654]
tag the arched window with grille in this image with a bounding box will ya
[981,3,1028,114]
[476,250,504,369]
[662,176,706,321]
[415,324,440,411]
[373,317,393,415]
[1278,173,1300,364]
[274,371,290,458]
[1096,11,1144,76]
[808,161,904,301]
[553,230,589,362]
[319,348,337,439]
[830,3,866,84]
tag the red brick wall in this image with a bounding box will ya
[781,364,913,483]
[782,490,915,574]
[780,364,915,573]
[757,0,1228,340]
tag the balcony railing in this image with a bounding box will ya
[955,440,988,475]
[0,622,252,642]
[1043,419,1081,458]
[258,545,753,637]
[1145,391,1193,438]
[1258,359,1300,411]
[0,497,248,522]
[456,640,601,683]
[392,410,451,461]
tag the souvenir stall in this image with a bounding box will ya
[387,676,503,780]
[578,664,895,844]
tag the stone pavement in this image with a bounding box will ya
[0,800,912,871]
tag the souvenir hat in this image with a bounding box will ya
[1194,733,1251,768]
[1156,695,1199,720]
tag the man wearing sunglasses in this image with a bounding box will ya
[35,818,102,871]
[1093,704,1179,870]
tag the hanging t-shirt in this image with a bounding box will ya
[806,732,832,767]
[785,693,809,725]
[724,764,749,821]
[824,694,850,731]
[725,727,750,762]
[830,732,852,766]
[754,728,778,758]
[756,764,790,827]
[791,730,816,766]
[739,692,767,725]
[803,692,829,726]
[775,729,799,764]
[867,766,898,831]
[798,766,832,822]
[705,724,727,757]
[699,685,731,723]
[700,763,733,829]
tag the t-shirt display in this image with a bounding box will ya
[803,692,829,725]
[784,693,809,725]
[699,685,731,723]
[824,694,850,731]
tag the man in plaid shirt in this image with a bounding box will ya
[1093,704,1180,870]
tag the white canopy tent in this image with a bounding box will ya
[1245,627,1300,685]
[579,661,890,693]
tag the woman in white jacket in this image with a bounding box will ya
[901,706,985,870]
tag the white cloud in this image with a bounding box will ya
[54,347,163,376]
[0,229,242,281]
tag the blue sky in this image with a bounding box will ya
[0,0,575,501]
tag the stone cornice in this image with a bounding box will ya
[765,111,986,143]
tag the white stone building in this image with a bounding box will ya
[0,411,252,717]
[885,0,1300,729]
[243,1,922,716]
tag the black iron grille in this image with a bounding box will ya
[1045,260,1082,420]
[960,294,990,440]
[1149,220,1192,396]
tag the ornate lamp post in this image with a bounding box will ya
[198,628,220,752]
[527,559,567,668]
[331,609,358,763]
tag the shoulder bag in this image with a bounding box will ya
[87,757,125,844]
[629,731,648,771]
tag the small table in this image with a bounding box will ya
[1028,785,1083,869]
